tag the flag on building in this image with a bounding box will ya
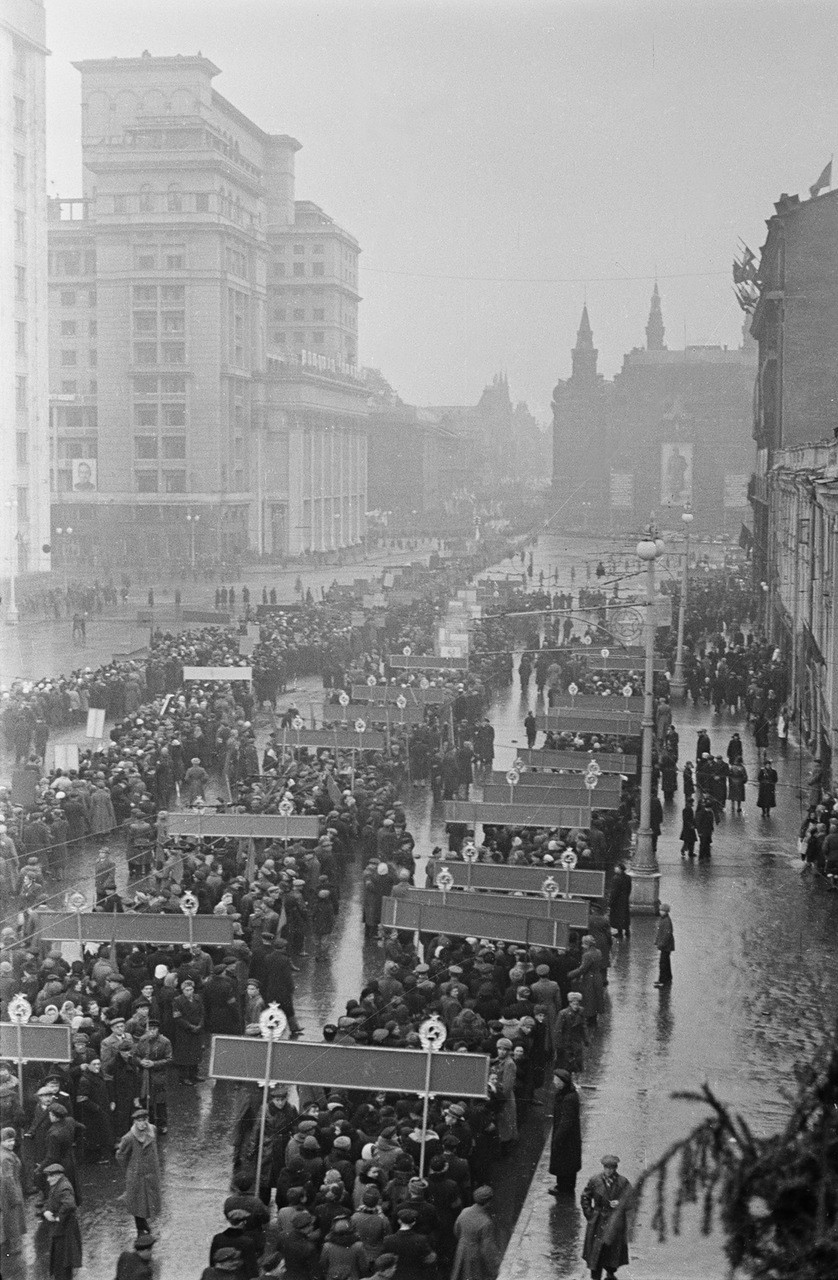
[809,159,832,199]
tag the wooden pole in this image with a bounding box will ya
[254,1035,275,1193]
[419,1044,434,1180]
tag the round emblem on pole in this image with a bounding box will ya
[66,890,88,913]
[461,842,478,864]
[354,718,367,734]
[292,715,304,731]
[259,1003,288,1040]
[567,683,578,698]
[436,868,454,893]
[582,634,592,646]
[396,695,407,710]
[584,764,599,791]
[278,799,294,817]
[7,994,32,1025]
[560,850,578,870]
[600,647,610,658]
[588,760,602,778]
[622,683,634,699]
[505,768,520,787]
[419,677,430,690]
[338,691,350,707]
[367,675,377,687]
[418,1015,447,1052]
[402,645,412,656]
[541,875,560,900]
[180,891,199,917]
[513,757,525,771]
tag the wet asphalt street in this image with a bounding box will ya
[3,532,838,1280]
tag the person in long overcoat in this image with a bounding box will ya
[1,1125,26,1256]
[554,993,589,1074]
[311,888,336,958]
[548,1071,582,1196]
[43,1164,83,1279]
[74,1058,114,1160]
[679,800,697,857]
[116,1109,162,1233]
[89,784,116,835]
[728,760,747,814]
[757,760,778,817]
[171,978,205,1084]
[203,968,243,1036]
[42,1105,83,1203]
[568,936,605,1027]
[607,865,632,940]
[490,1040,517,1153]
[132,1021,173,1131]
[580,1155,632,1279]
[451,1186,500,1280]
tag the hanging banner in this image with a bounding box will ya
[609,472,634,508]
[724,473,749,508]
[660,443,693,507]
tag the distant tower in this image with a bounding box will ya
[646,282,666,351]
[570,305,598,383]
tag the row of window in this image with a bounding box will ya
[59,290,97,307]
[135,405,186,426]
[134,342,186,366]
[14,97,26,132]
[134,285,185,304]
[59,380,96,396]
[136,471,187,493]
[134,311,185,334]
[134,246,185,271]
[110,188,258,230]
[133,376,187,395]
[275,244,325,256]
[273,332,325,346]
[60,349,97,367]
[273,262,326,277]
[51,250,98,277]
[135,436,186,459]
[60,320,96,337]
[274,307,326,322]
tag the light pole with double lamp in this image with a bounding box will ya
[630,520,665,913]
[4,500,19,625]
[186,511,200,572]
[670,508,693,699]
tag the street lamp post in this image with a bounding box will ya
[186,512,200,572]
[55,526,73,595]
[4,501,19,625]
[670,509,693,699]
[630,519,665,913]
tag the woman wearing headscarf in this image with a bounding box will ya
[548,1070,582,1197]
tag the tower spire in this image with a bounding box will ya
[571,305,598,383]
[646,281,665,351]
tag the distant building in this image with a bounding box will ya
[748,187,838,588]
[48,52,367,567]
[425,373,548,492]
[551,289,757,534]
[2,0,51,609]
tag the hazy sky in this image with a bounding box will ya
[45,0,836,419]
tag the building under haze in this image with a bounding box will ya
[551,287,756,534]
[48,51,367,567]
[2,0,51,613]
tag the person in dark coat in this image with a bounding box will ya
[548,1070,582,1196]
[43,1164,83,1279]
[654,904,675,988]
[757,759,778,817]
[607,865,631,940]
[262,942,302,1035]
[728,759,747,814]
[381,1206,437,1280]
[581,1155,632,1279]
[42,1105,82,1203]
[203,967,243,1036]
[171,978,205,1084]
[311,888,336,959]
[115,1233,157,1279]
[74,1059,113,1162]
[695,799,715,858]
[659,751,677,803]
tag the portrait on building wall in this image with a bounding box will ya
[609,472,634,508]
[72,458,97,492]
[660,442,693,507]
[724,473,749,508]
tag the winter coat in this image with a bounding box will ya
[46,1172,83,1275]
[116,1125,162,1218]
[491,1056,517,1144]
[0,1147,26,1250]
[568,947,605,1019]
[581,1170,631,1273]
[451,1202,501,1280]
[89,787,116,835]
[75,1069,114,1151]
[171,992,205,1066]
[549,1087,582,1180]
[608,871,632,932]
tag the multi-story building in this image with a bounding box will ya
[748,187,838,588]
[48,52,367,568]
[1,0,51,615]
[551,288,757,534]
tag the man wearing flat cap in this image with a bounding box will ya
[43,1162,83,1278]
[452,1185,500,1280]
[581,1155,632,1279]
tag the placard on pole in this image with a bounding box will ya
[2,997,72,1104]
[381,896,571,950]
[402,886,590,928]
[434,861,605,899]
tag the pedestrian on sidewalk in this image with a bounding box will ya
[654,904,675,988]
[116,1108,161,1235]
[548,1070,582,1197]
[580,1155,632,1280]
[608,864,631,940]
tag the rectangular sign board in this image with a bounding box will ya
[434,861,606,899]
[0,1022,72,1063]
[166,812,321,840]
[537,711,642,736]
[35,911,235,946]
[404,887,590,927]
[389,654,468,671]
[551,695,642,712]
[351,686,451,706]
[444,801,605,828]
[518,750,636,774]
[481,784,619,812]
[86,708,105,740]
[586,655,664,672]
[54,744,80,773]
[183,666,252,682]
[182,610,231,625]
[323,705,426,727]
[209,1036,490,1098]
[382,896,570,950]
[284,728,386,752]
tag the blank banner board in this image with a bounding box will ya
[551,696,642,712]
[324,706,426,727]
[389,654,468,671]
[210,1036,489,1097]
[382,897,570,950]
[183,666,252,682]
[351,686,451,706]
[537,711,642,736]
[482,782,620,809]
[0,1022,72,1062]
[518,750,636,774]
[166,813,321,840]
[286,729,386,752]
[404,887,590,927]
[36,911,235,946]
[437,862,606,899]
[444,801,601,828]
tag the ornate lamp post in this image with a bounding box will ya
[670,508,693,699]
[186,511,200,571]
[4,500,19,625]
[55,525,73,594]
[630,520,665,912]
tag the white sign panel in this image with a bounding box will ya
[183,666,253,682]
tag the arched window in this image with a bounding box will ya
[167,184,182,213]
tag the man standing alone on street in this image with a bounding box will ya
[654,904,675,988]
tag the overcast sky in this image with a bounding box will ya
[45,0,836,420]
